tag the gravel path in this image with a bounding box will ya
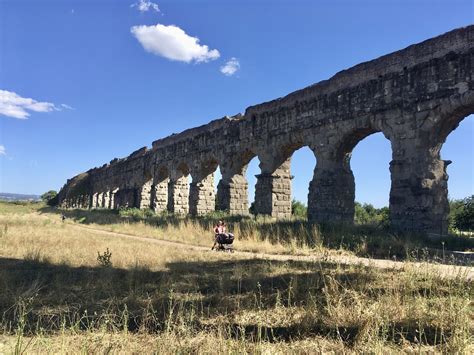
[70,223,474,281]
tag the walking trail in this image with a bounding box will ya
[69,222,474,281]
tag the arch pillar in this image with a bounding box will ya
[151,178,169,213]
[102,191,109,208]
[138,180,153,209]
[307,151,355,224]
[97,192,104,208]
[167,170,189,215]
[254,156,292,219]
[216,172,248,215]
[110,188,118,209]
[216,155,251,215]
[91,192,99,209]
[189,170,215,216]
[87,194,93,209]
[389,138,449,235]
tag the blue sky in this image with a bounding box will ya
[0,0,472,207]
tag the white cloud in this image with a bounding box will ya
[131,0,160,13]
[0,145,5,156]
[131,23,220,63]
[220,57,240,76]
[0,90,71,119]
[60,103,74,110]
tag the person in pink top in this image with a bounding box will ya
[212,221,226,250]
[214,220,226,235]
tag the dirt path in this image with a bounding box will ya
[69,223,474,281]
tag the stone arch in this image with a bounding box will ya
[252,141,308,218]
[246,155,262,215]
[98,188,108,209]
[426,110,474,206]
[440,114,473,199]
[216,149,256,215]
[389,107,474,235]
[257,141,303,173]
[154,165,170,182]
[432,108,474,154]
[351,132,392,219]
[176,161,190,176]
[100,182,114,209]
[114,187,137,209]
[335,127,379,165]
[308,124,391,224]
[189,156,219,216]
[143,169,153,182]
[195,156,219,181]
[289,146,317,218]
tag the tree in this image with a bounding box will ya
[448,199,464,230]
[354,202,389,227]
[354,202,371,224]
[291,199,307,219]
[41,190,58,206]
[452,195,474,231]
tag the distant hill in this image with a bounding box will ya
[0,192,41,201]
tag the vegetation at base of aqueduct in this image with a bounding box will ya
[0,201,473,353]
[36,192,474,260]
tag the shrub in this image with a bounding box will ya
[119,207,155,221]
[450,195,474,231]
[97,248,112,267]
[291,199,307,219]
[354,202,389,227]
[41,190,58,206]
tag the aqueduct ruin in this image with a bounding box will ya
[58,26,474,235]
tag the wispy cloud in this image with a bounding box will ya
[0,145,5,156]
[220,58,240,76]
[0,90,72,119]
[131,24,220,63]
[131,0,160,13]
[60,103,74,110]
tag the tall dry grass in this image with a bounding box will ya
[44,206,474,260]
[0,202,472,353]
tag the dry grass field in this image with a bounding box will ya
[0,201,472,353]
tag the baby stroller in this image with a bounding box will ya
[212,233,234,252]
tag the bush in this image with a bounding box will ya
[119,207,155,221]
[97,248,112,267]
[450,196,474,231]
[291,199,307,219]
[41,190,58,206]
[354,202,389,227]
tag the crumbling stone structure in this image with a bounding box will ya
[58,26,474,235]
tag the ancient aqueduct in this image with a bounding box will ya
[58,26,474,235]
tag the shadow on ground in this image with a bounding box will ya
[0,254,464,347]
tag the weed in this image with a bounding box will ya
[97,248,112,267]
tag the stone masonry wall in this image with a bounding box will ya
[58,26,474,235]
